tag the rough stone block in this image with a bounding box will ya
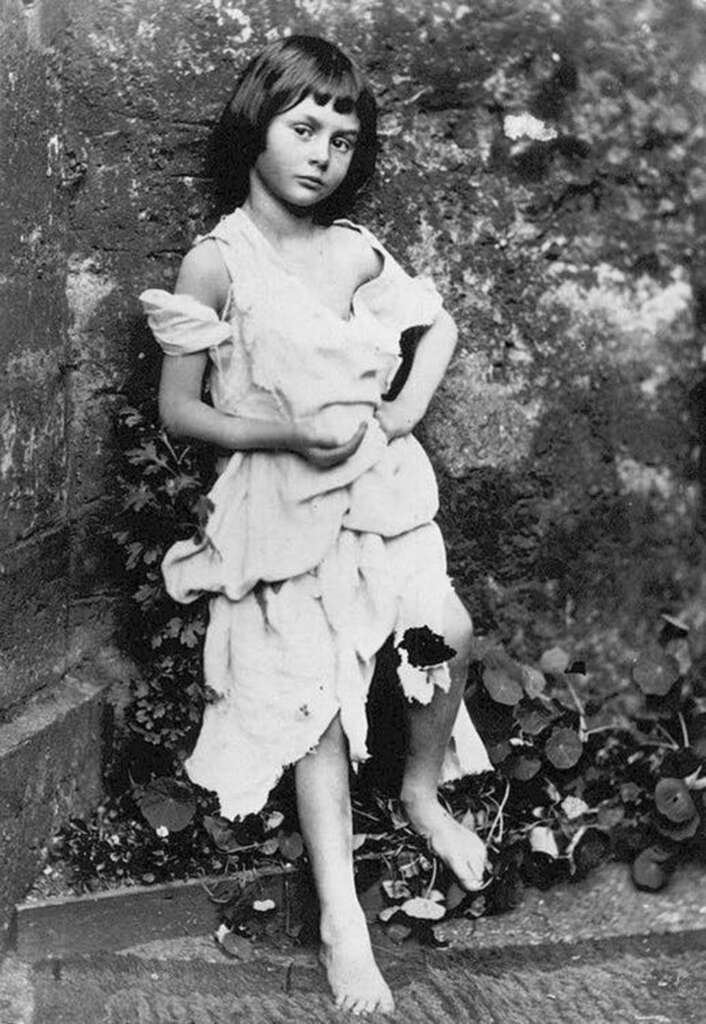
[0,673,112,947]
[0,527,70,713]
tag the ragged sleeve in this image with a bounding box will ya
[351,223,444,336]
[139,289,232,356]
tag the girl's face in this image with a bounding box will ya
[251,94,360,210]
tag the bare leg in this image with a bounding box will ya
[401,591,487,890]
[295,714,394,1016]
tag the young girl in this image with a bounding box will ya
[141,35,491,1016]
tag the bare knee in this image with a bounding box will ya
[443,590,473,664]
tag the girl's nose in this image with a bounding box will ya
[309,137,330,168]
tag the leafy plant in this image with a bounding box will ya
[52,389,705,933]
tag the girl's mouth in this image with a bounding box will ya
[297,176,324,188]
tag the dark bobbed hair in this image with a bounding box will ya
[206,35,378,221]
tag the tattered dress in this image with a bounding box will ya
[140,208,491,820]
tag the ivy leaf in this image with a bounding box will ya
[632,652,680,696]
[545,727,583,769]
[179,618,204,648]
[133,776,196,832]
[483,666,523,706]
[193,495,215,542]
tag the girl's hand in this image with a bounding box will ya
[374,398,420,442]
[294,421,368,468]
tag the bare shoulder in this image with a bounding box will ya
[329,222,383,285]
[174,237,230,313]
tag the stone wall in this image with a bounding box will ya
[0,0,705,902]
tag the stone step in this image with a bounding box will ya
[5,861,706,1023]
[3,931,706,1024]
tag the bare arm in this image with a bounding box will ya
[157,241,366,465]
[375,308,458,441]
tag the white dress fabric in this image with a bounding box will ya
[140,208,491,819]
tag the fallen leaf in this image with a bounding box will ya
[214,923,255,960]
[382,879,412,902]
[529,825,560,859]
[401,897,446,921]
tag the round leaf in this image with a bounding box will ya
[655,814,700,841]
[483,666,523,706]
[134,777,196,833]
[539,647,570,675]
[545,727,583,770]
[509,755,542,781]
[570,827,610,877]
[632,653,680,696]
[654,777,697,823]
[631,847,670,892]
[278,831,304,861]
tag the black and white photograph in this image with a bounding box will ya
[1,1,705,1021]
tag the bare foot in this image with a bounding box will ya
[402,789,487,891]
[319,903,395,1016]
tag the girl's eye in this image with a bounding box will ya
[332,137,353,154]
[293,124,313,138]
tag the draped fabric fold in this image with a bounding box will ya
[140,209,491,819]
